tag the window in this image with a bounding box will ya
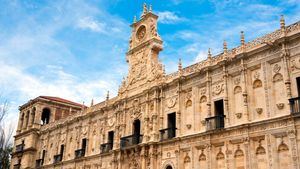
[214,99,225,129]
[297,77,300,96]
[166,166,173,169]
[82,138,87,150]
[108,131,114,145]
[60,145,64,158]
[41,108,50,125]
[167,113,176,138]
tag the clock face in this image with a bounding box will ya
[136,25,146,41]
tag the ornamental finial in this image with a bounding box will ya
[223,40,228,54]
[106,91,110,101]
[208,48,212,59]
[240,31,245,46]
[133,16,137,23]
[178,58,182,72]
[280,15,285,29]
[141,3,148,18]
[149,4,152,12]
[90,99,94,106]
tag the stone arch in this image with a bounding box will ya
[162,160,175,169]
[200,96,207,103]
[234,86,242,94]
[253,79,262,89]
[278,142,291,169]
[256,145,266,155]
[185,99,192,108]
[234,149,244,157]
[273,73,283,82]
[234,146,245,169]
[278,142,289,152]
[41,108,51,125]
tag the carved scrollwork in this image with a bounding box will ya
[167,96,177,108]
[212,84,224,96]
[291,57,300,71]
[273,64,281,73]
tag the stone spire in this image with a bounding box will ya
[223,40,228,54]
[280,15,285,29]
[240,31,245,46]
[141,3,148,18]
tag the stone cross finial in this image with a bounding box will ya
[178,58,182,72]
[223,40,228,54]
[280,15,285,29]
[133,16,137,23]
[141,3,148,18]
[149,4,152,12]
[106,91,110,101]
[240,31,245,46]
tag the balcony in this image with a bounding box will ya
[159,127,176,141]
[75,149,85,158]
[53,154,62,163]
[120,134,143,149]
[289,97,300,114]
[205,115,225,131]
[15,144,24,153]
[36,159,43,168]
[100,142,113,154]
[13,164,21,169]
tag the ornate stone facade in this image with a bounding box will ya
[11,5,300,169]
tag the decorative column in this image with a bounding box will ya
[206,71,212,117]
[223,65,230,126]
[240,59,249,121]
[177,59,183,136]
[266,134,274,169]
[288,129,300,169]
[244,137,251,169]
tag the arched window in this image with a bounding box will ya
[25,110,30,128]
[41,108,51,125]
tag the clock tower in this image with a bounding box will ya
[119,3,164,95]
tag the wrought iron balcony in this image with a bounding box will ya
[75,149,85,158]
[100,142,113,154]
[15,143,24,153]
[289,97,300,114]
[159,127,176,141]
[13,164,21,169]
[205,115,225,131]
[53,154,62,163]
[120,134,143,149]
[36,159,43,168]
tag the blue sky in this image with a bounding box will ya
[0,0,299,122]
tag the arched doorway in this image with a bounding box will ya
[41,108,50,125]
[166,165,173,169]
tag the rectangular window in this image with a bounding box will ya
[297,77,300,96]
[108,131,114,144]
[60,145,64,157]
[214,99,225,129]
[82,138,87,150]
[167,112,176,138]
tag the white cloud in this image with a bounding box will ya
[77,17,107,33]
[157,11,185,24]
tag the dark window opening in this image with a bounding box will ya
[167,112,176,138]
[108,131,114,145]
[41,108,50,125]
[133,119,141,144]
[297,77,300,96]
[41,150,46,165]
[214,99,225,129]
[82,138,87,150]
[60,144,64,158]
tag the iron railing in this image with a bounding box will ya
[120,134,143,149]
[289,97,300,114]
[205,115,225,131]
[75,149,85,158]
[159,127,176,141]
[100,142,113,153]
[53,154,62,163]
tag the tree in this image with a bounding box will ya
[0,98,13,169]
